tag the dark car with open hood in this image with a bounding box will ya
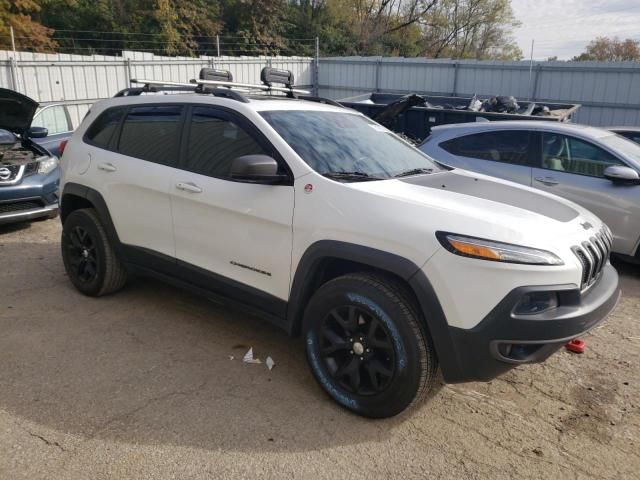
[0,88,60,225]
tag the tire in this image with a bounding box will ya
[61,208,128,296]
[303,272,437,418]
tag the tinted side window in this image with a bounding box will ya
[441,131,531,166]
[32,105,71,134]
[541,133,623,178]
[118,106,183,166]
[185,106,267,178]
[85,107,126,148]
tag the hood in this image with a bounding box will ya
[0,88,38,134]
[348,169,602,249]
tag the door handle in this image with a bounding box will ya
[176,182,203,193]
[97,162,117,172]
[534,176,559,186]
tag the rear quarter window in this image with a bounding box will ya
[84,107,126,149]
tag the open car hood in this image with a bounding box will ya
[0,88,38,134]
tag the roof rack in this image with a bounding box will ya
[114,67,342,108]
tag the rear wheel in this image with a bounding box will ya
[61,208,128,296]
[303,272,437,418]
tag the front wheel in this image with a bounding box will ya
[61,208,128,296]
[303,273,437,418]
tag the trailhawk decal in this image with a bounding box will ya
[401,171,579,223]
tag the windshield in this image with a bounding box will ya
[600,133,640,166]
[260,110,440,180]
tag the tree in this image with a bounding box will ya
[39,0,222,56]
[573,36,640,62]
[0,0,56,51]
[419,0,522,60]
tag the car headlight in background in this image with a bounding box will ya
[38,156,59,175]
[436,232,564,266]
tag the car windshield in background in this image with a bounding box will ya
[260,110,441,180]
[600,133,640,166]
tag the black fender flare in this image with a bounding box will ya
[60,182,122,253]
[287,240,464,381]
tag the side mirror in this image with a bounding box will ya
[230,154,288,184]
[26,126,48,138]
[603,165,640,184]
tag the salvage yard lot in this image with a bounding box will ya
[1,219,638,480]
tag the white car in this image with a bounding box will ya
[59,69,620,418]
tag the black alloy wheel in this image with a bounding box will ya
[65,225,98,283]
[319,305,396,395]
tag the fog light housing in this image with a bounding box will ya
[513,292,558,315]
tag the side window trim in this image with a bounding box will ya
[179,104,293,184]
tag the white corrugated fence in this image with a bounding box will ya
[319,57,640,126]
[0,50,314,128]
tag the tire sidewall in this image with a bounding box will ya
[304,277,426,418]
[61,210,108,296]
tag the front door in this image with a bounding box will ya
[170,106,294,314]
[532,131,640,255]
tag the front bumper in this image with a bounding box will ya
[438,263,620,383]
[0,168,59,225]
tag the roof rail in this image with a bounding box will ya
[114,81,196,97]
[115,69,341,107]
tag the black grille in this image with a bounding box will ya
[572,226,612,290]
[0,164,22,182]
[0,200,44,214]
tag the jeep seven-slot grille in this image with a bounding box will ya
[572,226,612,290]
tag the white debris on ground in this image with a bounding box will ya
[242,347,262,364]
[266,356,275,371]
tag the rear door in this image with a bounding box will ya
[531,131,639,254]
[170,105,294,313]
[438,130,534,186]
[85,104,184,260]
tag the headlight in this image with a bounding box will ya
[38,156,59,175]
[436,232,564,265]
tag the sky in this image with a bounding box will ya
[510,0,640,60]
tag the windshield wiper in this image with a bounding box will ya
[393,168,434,178]
[322,171,384,181]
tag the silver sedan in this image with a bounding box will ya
[419,121,640,258]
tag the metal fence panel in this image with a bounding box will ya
[318,57,640,127]
[0,49,313,128]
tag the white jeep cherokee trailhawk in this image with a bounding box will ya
[59,69,620,418]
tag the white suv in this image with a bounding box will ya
[59,69,620,418]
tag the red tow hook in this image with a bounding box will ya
[565,339,585,354]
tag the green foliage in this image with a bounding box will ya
[0,0,57,51]
[2,0,523,59]
[573,37,640,62]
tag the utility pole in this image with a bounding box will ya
[313,36,319,96]
[9,26,19,92]
[216,35,220,57]
[528,39,535,100]
[10,25,16,52]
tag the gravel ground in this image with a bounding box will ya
[0,218,638,480]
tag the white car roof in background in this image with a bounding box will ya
[430,120,614,140]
